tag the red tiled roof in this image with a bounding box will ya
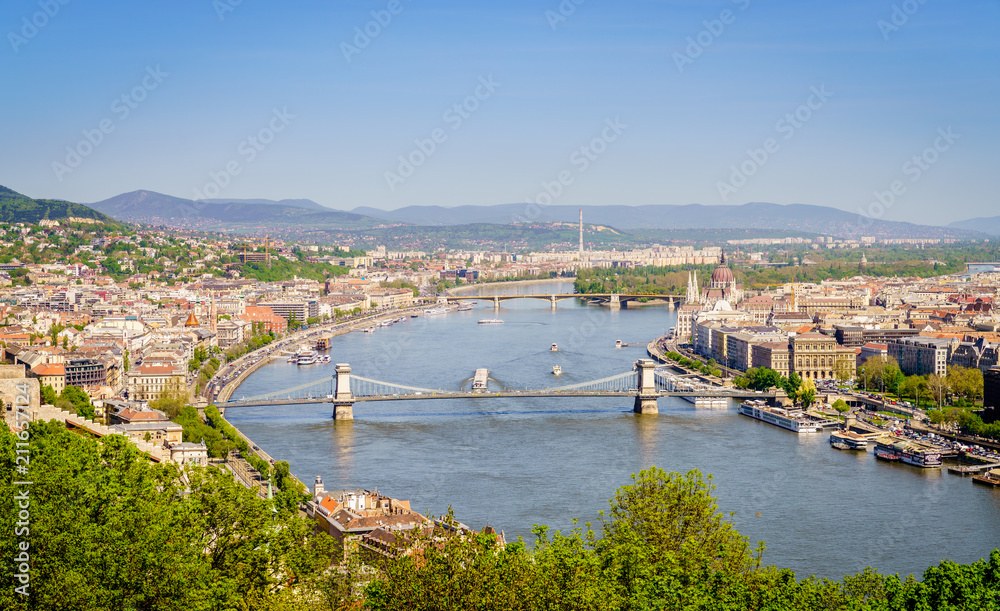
[32,363,65,376]
[319,496,340,514]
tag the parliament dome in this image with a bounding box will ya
[710,264,735,285]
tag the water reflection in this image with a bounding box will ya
[632,411,660,467]
[330,419,355,479]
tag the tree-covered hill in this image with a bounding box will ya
[0,186,114,225]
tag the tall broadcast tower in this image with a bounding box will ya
[578,208,584,259]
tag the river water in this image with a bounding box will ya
[227,281,1000,579]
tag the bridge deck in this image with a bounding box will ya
[227,390,771,407]
[444,293,682,301]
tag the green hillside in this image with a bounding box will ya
[0,186,113,225]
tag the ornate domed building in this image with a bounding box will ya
[685,251,743,308]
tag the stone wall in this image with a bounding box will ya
[0,364,40,414]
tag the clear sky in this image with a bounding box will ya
[1,0,997,225]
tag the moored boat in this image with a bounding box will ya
[684,396,728,408]
[737,401,820,433]
[296,350,319,365]
[873,435,942,467]
[830,430,868,450]
[972,468,1000,487]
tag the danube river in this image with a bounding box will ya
[227,281,1000,580]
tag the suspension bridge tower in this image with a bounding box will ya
[333,363,355,420]
[633,358,658,414]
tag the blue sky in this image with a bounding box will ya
[1,0,997,225]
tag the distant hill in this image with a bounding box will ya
[89,190,382,230]
[948,216,1000,236]
[0,186,113,225]
[81,190,987,240]
[199,197,329,212]
[353,202,981,239]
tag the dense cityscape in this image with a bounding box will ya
[1,209,999,607]
[4,1,1000,609]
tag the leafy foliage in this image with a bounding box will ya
[361,466,1000,610]
[0,420,336,611]
[240,259,349,283]
[55,385,95,420]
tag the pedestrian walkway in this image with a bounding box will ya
[21,404,170,462]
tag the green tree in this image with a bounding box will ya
[599,467,762,609]
[782,371,802,396]
[738,367,783,391]
[40,384,57,405]
[149,379,188,419]
[832,398,850,418]
[796,378,817,409]
[901,375,928,408]
[834,357,854,383]
[601,467,759,573]
[0,421,337,611]
[948,366,983,404]
[927,373,949,408]
[56,385,95,420]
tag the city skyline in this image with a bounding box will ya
[2,1,998,226]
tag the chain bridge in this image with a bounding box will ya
[223,360,773,419]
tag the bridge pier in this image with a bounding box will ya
[334,402,354,420]
[550,295,557,310]
[493,296,500,310]
[633,358,658,414]
[333,363,355,421]
[610,293,621,310]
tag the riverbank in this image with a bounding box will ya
[214,305,425,405]
[210,305,430,499]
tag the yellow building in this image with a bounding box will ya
[31,363,65,394]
